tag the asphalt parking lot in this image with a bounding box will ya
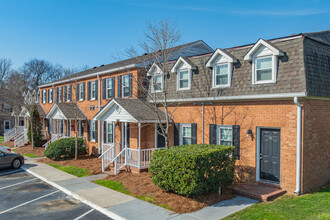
[0,168,112,220]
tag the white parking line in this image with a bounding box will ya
[74,209,94,220]
[0,178,37,190]
[0,190,60,215]
[0,169,24,176]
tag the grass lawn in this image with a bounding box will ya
[49,163,90,177]
[226,186,330,220]
[0,136,4,143]
[94,179,171,210]
[22,153,39,158]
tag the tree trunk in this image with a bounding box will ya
[75,119,78,160]
[30,118,34,149]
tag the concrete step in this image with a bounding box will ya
[230,182,287,202]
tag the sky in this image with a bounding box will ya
[0,0,329,69]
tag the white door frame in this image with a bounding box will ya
[3,120,11,132]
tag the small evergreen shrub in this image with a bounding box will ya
[27,106,43,147]
[44,137,86,160]
[149,144,236,196]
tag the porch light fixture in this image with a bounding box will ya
[246,129,252,138]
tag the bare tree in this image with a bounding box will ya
[0,58,13,83]
[21,59,54,88]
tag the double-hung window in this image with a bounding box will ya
[181,124,192,145]
[79,84,84,101]
[178,70,189,90]
[255,56,273,83]
[49,89,53,103]
[122,75,130,97]
[217,126,233,146]
[107,122,114,143]
[43,90,46,103]
[214,63,229,87]
[91,120,97,141]
[91,81,96,100]
[59,87,63,102]
[106,78,113,98]
[153,74,162,92]
[66,85,71,101]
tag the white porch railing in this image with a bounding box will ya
[43,133,68,149]
[14,130,28,148]
[126,148,155,169]
[4,127,16,142]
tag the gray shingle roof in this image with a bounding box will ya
[55,103,87,120]
[113,98,167,122]
[303,30,330,46]
[29,104,46,117]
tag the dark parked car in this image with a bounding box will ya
[0,149,24,169]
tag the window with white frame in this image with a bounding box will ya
[49,89,53,103]
[79,83,84,100]
[107,122,113,143]
[66,85,71,101]
[91,120,97,141]
[106,78,113,98]
[254,56,273,83]
[122,75,130,97]
[180,124,192,145]
[217,126,233,146]
[153,74,163,92]
[59,87,63,102]
[43,90,46,103]
[91,81,96,100]
[214,63,229,87]
[178,70,190,90]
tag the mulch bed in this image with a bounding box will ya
[104,171,235,213]
[15,145,45,157]
[37,156,102,175]
[0,141,14,148]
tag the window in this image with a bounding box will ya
[49,89,53,103]
[79,121,84,137]
[153,74,163,92]
[122,75,130,97]
[107,122,113,143]
[91,120,97,141]
[106,78,113,98]
[214,63,229,87]
[66,85,71,101]
[91,81,96,100]
[217,126,233,146]
[3,104,12,112]
[43,90,46,103]
[67,121,71,137]
[59,120,64,135]
[178,70,190,90]
[29,96,32,103]
[59,87,63,102]
[79,84,84,101]
[181,124,192,145]
[90,105,95,111]
[255,56,273,83]
[4,120,11,131]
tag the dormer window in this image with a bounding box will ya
[206,48,237,88]
[153,73,163,92]
[244,39,284,85]
[171,57,195,91]
[147,63,164,93]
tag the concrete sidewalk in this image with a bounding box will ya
[22,158,258,220]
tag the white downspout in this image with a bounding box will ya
[294,97,302,194]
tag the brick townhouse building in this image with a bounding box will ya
[36,30,330,194]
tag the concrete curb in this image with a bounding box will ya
[21,166,125,220]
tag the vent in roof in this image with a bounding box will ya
[93,66,97,69]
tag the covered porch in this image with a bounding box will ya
[94,98,168,174]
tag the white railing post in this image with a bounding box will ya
[138,123,141,169]
[124,122,127,166]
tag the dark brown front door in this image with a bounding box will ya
[260,128,281,183]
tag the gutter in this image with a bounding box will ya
[294,97,302,194]
[39,64,136,88]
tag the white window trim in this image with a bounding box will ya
[179,123,192,145]
[90,81,96,100]
[49,89,53,103]
[216,125,233,146]
[151,72,163,93]
[212,62,232,88]
[91,120,97,142]
[177,69,191,91]
[43,90,46,103]
[66,85,71,102]
[106,122,114,143]
[58,87,63,103]
[106,78,113,99]
[122,75,130,97]
[4,120,11,131]
[252,55,277,84]
[79,84,84,101]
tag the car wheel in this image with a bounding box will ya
[12,159,21,169]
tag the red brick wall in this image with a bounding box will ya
[301,99,330,193]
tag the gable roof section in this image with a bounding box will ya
[303,30,330,46]
[244,39,284,61]
[94,98,167,123]
[171,56,196,73]
[146,63,163,76]
[39,40,213,88]
[46,103,86,120]
[205,48,238,67]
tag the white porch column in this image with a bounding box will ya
[99,120,103,155]
[124,122,128,165]
[154,123,157,149]
[138,122,141,169]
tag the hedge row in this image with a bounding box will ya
[44,137,86,160]
[149,144,236,196]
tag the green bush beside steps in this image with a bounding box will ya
[149,144,236,197]
[44,137,86,160]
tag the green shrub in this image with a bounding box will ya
[44,137,86,160]
[149,144,236,197]
[27,106,43,147]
